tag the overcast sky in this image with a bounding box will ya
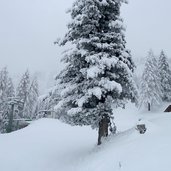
[0,0,171,75]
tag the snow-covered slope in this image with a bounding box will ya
[0,109,171,171]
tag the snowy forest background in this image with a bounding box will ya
[0,49,171,133]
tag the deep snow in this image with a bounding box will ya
[0,104,171,171]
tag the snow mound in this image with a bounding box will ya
[0,112,171,171]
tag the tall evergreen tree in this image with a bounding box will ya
[0,67,9,101]
[16,70,30,117]
[6,77,15,98]
[55,0,137,145]
[0,67,15,133]
[17,70,30,102]
[158,50,171,102]
[23,77,39,119]
[139,50,162,111]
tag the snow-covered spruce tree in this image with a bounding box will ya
[6,77,15,98]
[0,67,15,133]
[23,77,39,119]
[139,50,162,111]
[158,50,171,102]
[16,70,30,118]
[0,67,10,101]
[0,67,10,133]
[55,0,137,145]
[4,77,16,133]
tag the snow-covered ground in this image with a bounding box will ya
[0,104,171,171]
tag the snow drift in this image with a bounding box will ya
[0,110,171,171]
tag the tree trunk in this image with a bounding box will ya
[148,103,151,111]
[97,115,109,145]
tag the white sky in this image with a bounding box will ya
[0,0,171,75]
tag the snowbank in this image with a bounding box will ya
[0,109,171,171]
